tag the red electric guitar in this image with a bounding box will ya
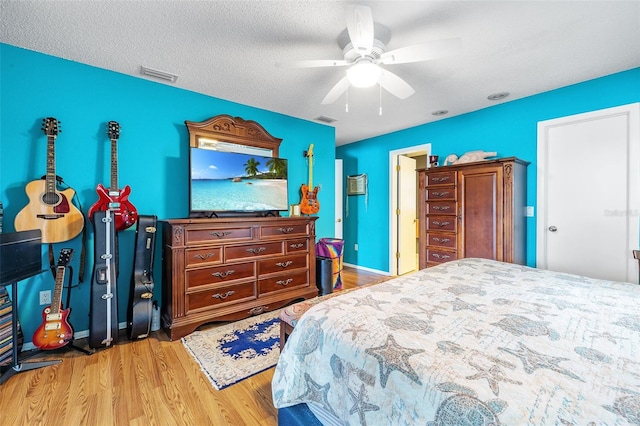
[32,248,74,350]
[88,121,137,231]
[300,144,320,214]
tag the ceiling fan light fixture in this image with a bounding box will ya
[346,60,382,88]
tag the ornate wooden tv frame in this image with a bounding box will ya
[185,114,283,156]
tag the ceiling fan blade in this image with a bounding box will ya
[321,76,350,105]
[346,5,374,57]
[276,59,350,68]
[377,38,462,65]
[378,69,415,100]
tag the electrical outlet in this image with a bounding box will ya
[39,290,51,305]
[354,243,358,251]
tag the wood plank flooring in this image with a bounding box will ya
[0,266,388,425]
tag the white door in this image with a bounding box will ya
[397,155,417,275]
[537,103,640,283]
[335,159,343,239]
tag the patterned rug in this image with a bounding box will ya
[181,310,281,390]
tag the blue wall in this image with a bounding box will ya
[338,67,640,272]
[0,44,335,344]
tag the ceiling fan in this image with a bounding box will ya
[277,5,461,105]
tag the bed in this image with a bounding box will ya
[272,258,640,425]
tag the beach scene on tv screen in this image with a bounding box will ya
[190,148,288,211]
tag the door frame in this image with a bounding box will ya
[389,143,431,275]
[536,102,640,282]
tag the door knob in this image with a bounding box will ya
[548,226,557,232]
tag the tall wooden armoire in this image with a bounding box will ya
[418,157,529,269]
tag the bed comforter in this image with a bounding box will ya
[272,258,640,425]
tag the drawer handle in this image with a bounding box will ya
[276,261,293,268]
[432,253,452,260]
[289,243,304,249]
[432,206,451,211]
[249,306,266,315]
[431,191,451,197]
[212,270,234,278]
[276,278,294,286]
[247,247,266,254]
[431,176,450,183]
[212,290,235,300]
[432,237,451,243]
[277,227,295,233]
[432,221,451,227]
[210,231,232,238]
[194,252,216,260]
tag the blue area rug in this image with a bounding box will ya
[181,310,281,390]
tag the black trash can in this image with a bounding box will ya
[316,256,333,296]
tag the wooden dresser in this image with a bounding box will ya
[162,216,318,340]
[418,157,529,269]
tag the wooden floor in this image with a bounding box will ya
[0,266,388,425]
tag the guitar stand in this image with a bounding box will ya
[62,265,94,356]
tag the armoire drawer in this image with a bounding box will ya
[427,201,457,215]
[426,232,456,249]
[425,216,457,232]
[426,170,456,186]
[426,248,457,264]
[426,186,456,201]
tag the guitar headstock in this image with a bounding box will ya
[107,121,121,140]
[57,248,74,267]
[304,144,314,158]
[42,117,60,137]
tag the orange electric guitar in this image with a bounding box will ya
[88,121,138,231]
[32,248,74,350]
[300,144,320,214]
[14,118,84,243]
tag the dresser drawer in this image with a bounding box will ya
[428,201,457,215]
[185,226,254,245]
[186,282,256,313]
[426,170,456,186]
[426,216,457,232]
[426,186,456,201]
[258,270,309,295]
[258,254,307,276]
[185,247,222,267]
[286,238,308,253]
[426,232,456,249]
[186,262,255,290]
[261,223,308,238]
[225,241,283,261]
[426,248,457,264]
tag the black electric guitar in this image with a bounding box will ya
[300,144,320,214]
[32,248,74,350]
[88,121,138,231]
[14,118,84,243]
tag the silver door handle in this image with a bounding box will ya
[548,226,557,232]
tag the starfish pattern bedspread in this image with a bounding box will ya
[272,258,640,425]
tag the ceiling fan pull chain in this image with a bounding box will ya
[345,86,349,112]
[379,85,383,115]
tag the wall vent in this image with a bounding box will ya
[140,66,178,83]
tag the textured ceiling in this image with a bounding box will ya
[1,1,639,145]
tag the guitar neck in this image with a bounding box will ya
[51,265,65,314]
[45,134,57,197]
[110,138,119,191]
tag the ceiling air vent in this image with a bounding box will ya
[315,115,337,124]
[140,66,178,83]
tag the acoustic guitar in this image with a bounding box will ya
[32,248,74,350]
[88,121,138,231]
[14,118,84,243]
[300,144,320,214]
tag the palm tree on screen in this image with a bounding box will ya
[244,158,260,177]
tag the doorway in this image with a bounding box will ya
[537,103,640,283]
[389,144,431,276]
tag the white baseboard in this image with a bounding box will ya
[343,262,392,276]
[21,321,128,352]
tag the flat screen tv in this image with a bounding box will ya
[189,147,289,215]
